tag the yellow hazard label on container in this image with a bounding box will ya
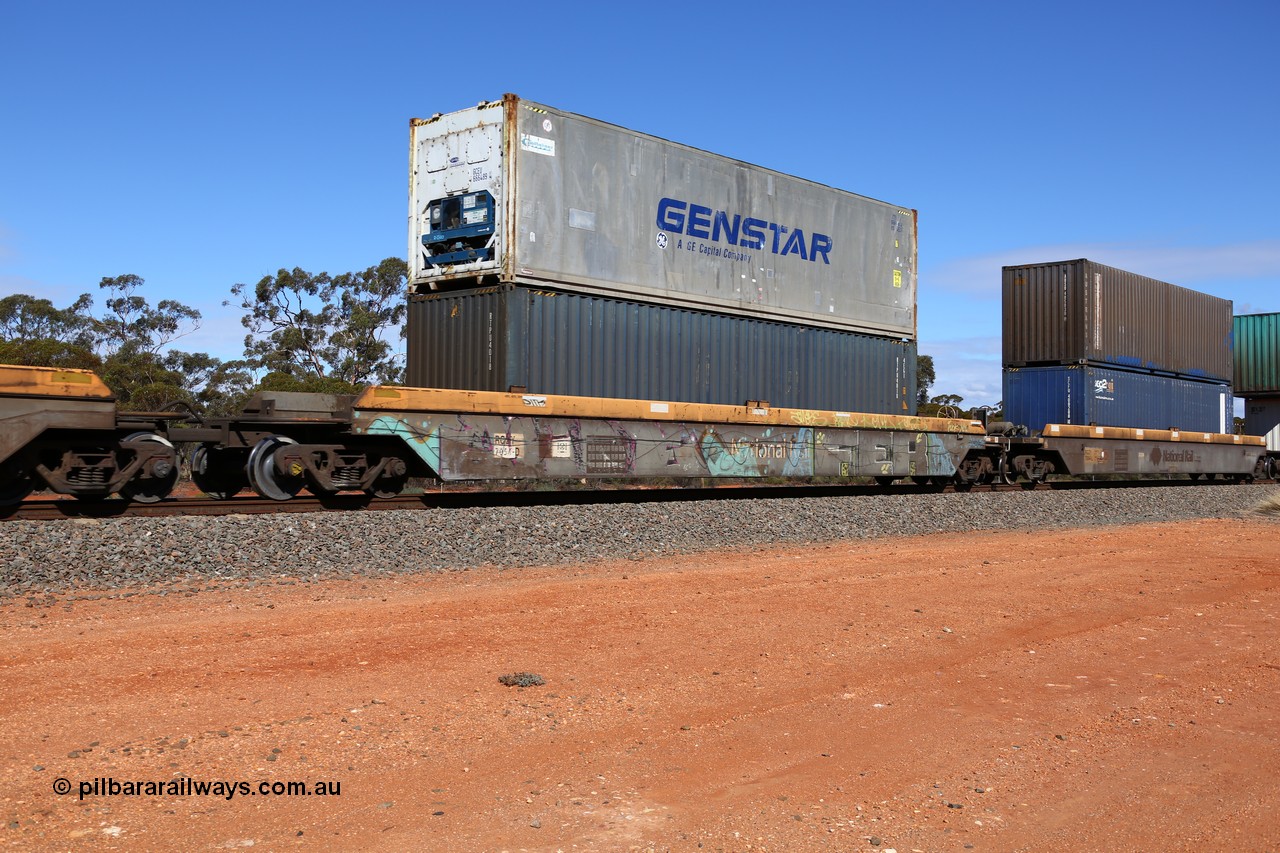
[893,270,903,288]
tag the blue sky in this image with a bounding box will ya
[3,1,1277,407]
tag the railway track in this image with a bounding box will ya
[1,477,1255,522]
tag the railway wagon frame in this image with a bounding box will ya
[0,364,1271,506]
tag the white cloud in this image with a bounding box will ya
[927,239,1280,297]
[918,335,1003,406]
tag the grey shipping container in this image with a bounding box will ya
[1243,397,1280,451]
[1002,259,1232,382]
[1003,364,1231,434]
[406,285,917,415]
[408,94,916,338]
[1233,313,1280,394]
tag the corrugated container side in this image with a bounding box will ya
[406,286,916,414]
[1167,283,1234,381]
[1233,313,1280,394]
[1002,259,1232,381]
[1242,396,1280,451]
[1003,364,1231,433]
[409,94,917,338]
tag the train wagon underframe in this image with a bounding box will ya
[1005,425,1269,485]
[2,364,1275,505]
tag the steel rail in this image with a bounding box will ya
[0,477,1257,522]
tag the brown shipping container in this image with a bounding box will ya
[1002,259,1232,382]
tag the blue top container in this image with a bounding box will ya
[1004,364,1231,434]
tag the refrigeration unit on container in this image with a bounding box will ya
[1002,259,1232,382]
[1233,312,1280,395]
[406,286,917,415]
[1003,364,1231,434]
[1243,397,1280,451]
[408,94,917,340]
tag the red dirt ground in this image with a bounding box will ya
[2,517,1278,851]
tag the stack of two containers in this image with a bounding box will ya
[1002,259,1234,434]
[1235,313,1280,449]
[404,94,919,416]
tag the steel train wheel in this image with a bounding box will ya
[190,444,247,500]
[246,436,303,501]
[364,476,408,499]
[0,467,35,506]
[119,432,179,503]
[998,451,1017,485]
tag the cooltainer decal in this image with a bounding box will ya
[519,134,556,156]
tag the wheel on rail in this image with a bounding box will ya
[119,432,179,503]
[0,464,35,506]
[997,451,1017,485]
[246,435,304,501]
[874,476,896,488]
[190,444,248,500]
[364,475,408,499]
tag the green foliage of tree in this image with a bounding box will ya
[168,352,258,417]
[0,338,100,370]
[2,257,410,418]
[229,257,407,386]
[94,275,201,361]
[87,276,210,411]
[0,294,100,368]
[256,371,362,396]
[916,354,935,405]
[0,276,254,414]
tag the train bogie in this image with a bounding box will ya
[176,392,419,501]
[0,365,181,504]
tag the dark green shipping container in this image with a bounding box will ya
[1233,313,1280,395]
[406,285,917,414]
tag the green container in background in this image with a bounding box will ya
[1233,313,1280,395]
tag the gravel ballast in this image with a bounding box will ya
[2,485,1276,596]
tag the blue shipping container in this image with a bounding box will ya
[1004,365,1231,433]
